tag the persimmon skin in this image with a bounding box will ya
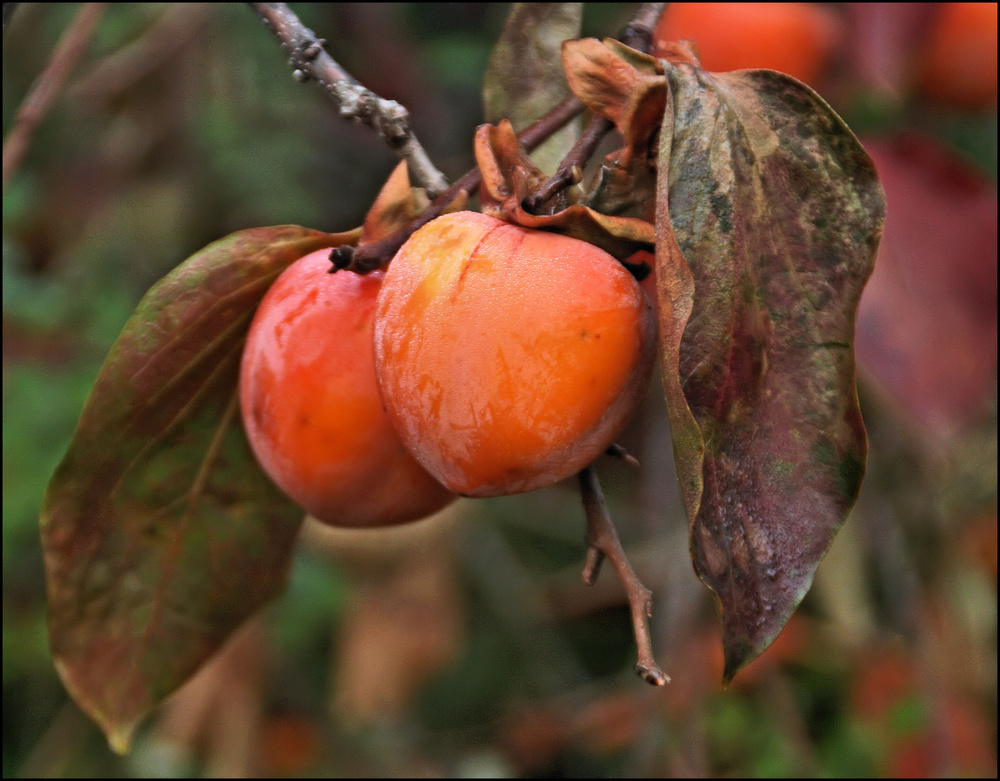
[373,212,657,498]
[920,3,998,109]
[239,250,454,527]
[653,3,839,86]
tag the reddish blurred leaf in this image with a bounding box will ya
[936,692,999,776]
[571,690,656,755]
[857,135,997,439]
[41,225,360,752]
[501,705,568,774]
[484,3,582,175]
[259,714,323,776]
[655,61,884,680]
[850,644,917,721]
[843,3,939,99]
[960,508,998,582]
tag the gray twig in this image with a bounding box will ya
[250,3,449,197]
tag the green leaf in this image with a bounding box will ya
[656,65,885,681]
[40,225,359,752]
[483,3,583,175]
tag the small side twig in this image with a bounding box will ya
[70,3,213,107]
[251,2,448,197]
[579,465,668,685]
[2,2,109,192]
[605,443,641,468]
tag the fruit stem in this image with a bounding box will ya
[335,95,586,274]
[621,3,668,54]
[329,3,669,275]
[578,466,669,686]
[522,114,614,215]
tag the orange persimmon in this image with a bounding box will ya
[373,212,656,497]
[920,2,998,109]
[239,249,454,527]
[653,2,840,85]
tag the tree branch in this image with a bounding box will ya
[69,3,213,107]
[328,3,669,273]
[250,2,449,197]
[2,2,109,192]
[621,2,668,52]
[522,114,613,214]
[579,466,668,686]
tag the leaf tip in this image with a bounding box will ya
[721,654,744,686]
[721,637,752,685]
[720,614,786,685]
[106,721,138,756]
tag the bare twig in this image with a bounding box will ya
[579,466,668,685]
[251,2,449,197]
[2,2,109,192]
[605,443,641,468]
[70,3,213,106]
[517,94,588,153]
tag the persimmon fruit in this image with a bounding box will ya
[239,249,454,527]
[653,2,839,86]
[373,211,657,498]
[920,2,998,109]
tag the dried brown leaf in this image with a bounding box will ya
[476,120,654,259]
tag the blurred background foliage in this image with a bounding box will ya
[3,3,996,777]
